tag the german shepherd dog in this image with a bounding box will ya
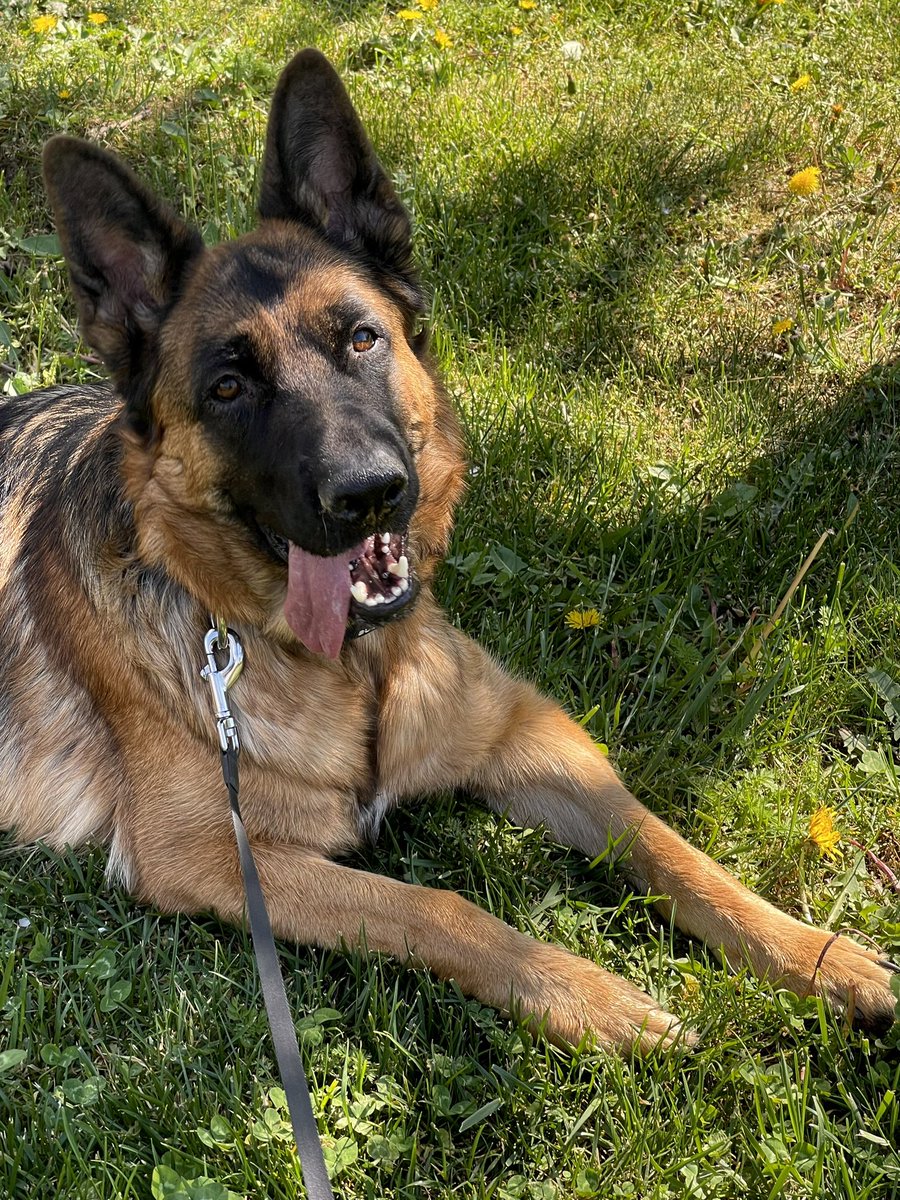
[1,49,895,1053]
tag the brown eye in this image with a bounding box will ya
[351,327,377,353]
[214,376,242,401]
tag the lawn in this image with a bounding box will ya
[1,1,899,1197]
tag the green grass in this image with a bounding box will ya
[2,1,900,1197]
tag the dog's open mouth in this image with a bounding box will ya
[261,525,415,659]
[348,532,411,608]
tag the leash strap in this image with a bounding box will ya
[222,749,334,1200]
[202,624,334,1200]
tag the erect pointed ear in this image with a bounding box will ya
[258,49,424,313]
[42,136,203,406]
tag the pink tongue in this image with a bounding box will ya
[284,541,363,659]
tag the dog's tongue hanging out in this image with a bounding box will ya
[284,542,362,659]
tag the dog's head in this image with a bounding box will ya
[43,49,465,658]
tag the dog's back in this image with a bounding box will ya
[0,385,137,847]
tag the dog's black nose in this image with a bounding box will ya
[319,466,408,525]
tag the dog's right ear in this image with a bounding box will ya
[43,136,203,408]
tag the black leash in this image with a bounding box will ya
[201,623,334,1200]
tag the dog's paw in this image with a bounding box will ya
[515,949,695,1055]
[781,928,899,1032]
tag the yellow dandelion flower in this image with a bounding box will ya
[510,24,523,34]
[397,8,423,17]
[808,806,841,859]
[679,972,702,1008]
[790,74,811,92]
[417,0,438,8]
[87,11,108,22]
[788,166,821,196]
[32,14,57,32]
[757,0,785,6]
[433,28,452,47]
[518,0,537,8]
[771,318,793,336]
[565,608,601,630]
[57,89,71,99]
[831,103,843,118]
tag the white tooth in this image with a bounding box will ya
[391,585,402,597]
[374,593,385,604]
[380,532,391,545]
[399,578,409,592]
[365,597,378,607]
[388,556,409,579]
[351,581,368,603]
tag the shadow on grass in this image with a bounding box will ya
[445,348,900,755]
[408,120,778,375]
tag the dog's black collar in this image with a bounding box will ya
[345,575,419,643]
[346,618,377,641]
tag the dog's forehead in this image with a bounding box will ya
[182,224,404,349]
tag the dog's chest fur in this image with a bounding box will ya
[224,634,389,847]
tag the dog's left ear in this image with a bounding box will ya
[259,49,424,313]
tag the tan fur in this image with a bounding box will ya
[2,55,895,1057]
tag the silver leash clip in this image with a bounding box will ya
[201,621,244,753]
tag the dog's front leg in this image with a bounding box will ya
[476,675,898,1029]
[132,831,683,1053]
[378,620,898,1032]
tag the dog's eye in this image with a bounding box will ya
[351,328,378,353]
[213,376,242,401]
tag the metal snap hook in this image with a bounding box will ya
[200,622,244,753]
